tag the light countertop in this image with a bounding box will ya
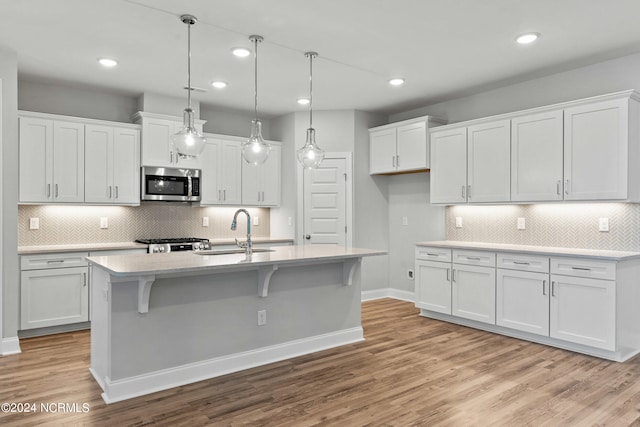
[87,245,387,277]
[416,241,640,261]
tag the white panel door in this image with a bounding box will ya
[52,121,84,203]
[396,121,428,171]
[84,124,112,203]
[369,128,396,174]
[200,139,221,204]
[415,260,451,314]
[452,264,496,324]
[467,119,511,203]
[564,98,628,200]
[112,127,140,204]
[430,127,467,204]
[511,110,564,201]
[19,117,53,202]
[496,269,549,336]
[219,140,242,205]
[303,157,347,246]
[550,274,616,351]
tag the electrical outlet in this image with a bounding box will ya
[100,217,108,229]
[402,216,408,226]
[599,217,610,232]
[257,309,267,326]
[407,269,414,280]
[288,217,293,226]
[455,217,463,228]
[517,217,526,230]
[253,216,259,226]
[29,217,39,230]
[202,216,209,227]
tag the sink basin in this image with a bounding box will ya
[195,248,275,256]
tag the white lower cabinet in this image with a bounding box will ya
[415,260,452,314]
[549,274,615,351]
[21,252,89,330]
[497,269,549,336]
[452,264,495,324]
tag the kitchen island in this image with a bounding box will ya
[87,245,385,403]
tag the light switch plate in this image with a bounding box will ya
[402,216,408,226]
[100,217,108,229]
[455,217,463,228]
[202,216,209,227]
[599,217,610,232]
[517,217,526,230]
[253,216,259,226]
[29,217,39,230]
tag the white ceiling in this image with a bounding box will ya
[2,0,640,117]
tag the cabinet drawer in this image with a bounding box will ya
[21,252,89,270]
[497,253,549,273]
[415,247,451,262]
[453,249,495,267]
[550,257,616,281]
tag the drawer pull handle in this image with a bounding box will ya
[571,267,592,271]
[513,261,530,265]
[466,256,481,261]
[46,260,64,264]
[426,253,440,257]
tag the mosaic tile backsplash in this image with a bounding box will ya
[18,204,270,246]
[446,203,640,251]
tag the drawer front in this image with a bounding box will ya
[550,257,616,281]
[453,249,496,267]
[415,247,452,262]
[21,252,89,270]
[497,253,549,273]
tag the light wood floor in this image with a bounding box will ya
[2,298,640,426]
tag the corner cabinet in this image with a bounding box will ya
[242,144,281,206]
[85,124,140,205]
[200,135,242,206]
[19,115,85,203]
[133,111,206,168]
[369,116,445,175]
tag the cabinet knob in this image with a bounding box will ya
[305,235,311,240]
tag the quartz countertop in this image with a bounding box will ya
[87,245,387,277]
[18,242,148,255]
[416,241,640,261]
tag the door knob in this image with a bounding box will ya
[305,235,311,240]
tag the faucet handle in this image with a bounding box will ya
[235,238,248,249]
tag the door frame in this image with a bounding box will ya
[296,152,353,247]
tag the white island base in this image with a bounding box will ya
[88,246,384,404]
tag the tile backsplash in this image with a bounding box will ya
[446,203,640,251]
[18,204,270,246]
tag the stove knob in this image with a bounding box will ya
[159,246,165,253]
[152,247,159,253]
[194,243,201,250]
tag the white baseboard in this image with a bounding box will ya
[1,337,21,356]
[94,326,364,404]
[362,288,414,302]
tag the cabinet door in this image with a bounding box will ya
[415,260,451,314]
[112,127,140,204]
[467,120,510,203]
[200,139,222,204]
[564,98,628,200]
[21,266,89,329]
[52,121,84,203]
[496,269,549,336]
[141,118,174,167]
[85,124,112,203]
[452,264,496,324]
[19,117,53,202]
[550,274,615,351]
[511,111,564,201]
[241,159,261,205]
[396,121,428,171]
[219,140,242,205]
[261,145,281,206]
[369,128,397,174]
[430,128,467,204]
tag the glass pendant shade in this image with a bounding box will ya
[172,107,206,158]
[242,119,271,165]
[296,128,324,169]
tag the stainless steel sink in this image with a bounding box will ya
[195,248,275,256]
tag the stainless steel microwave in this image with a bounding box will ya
[141,166,201,202]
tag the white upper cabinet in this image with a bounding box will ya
[563,97,635,201]
[511,110,564,201]
[85,124,140,205]
[467,120,511,203]
[430,127,468,204]
[20,116,84,203]
[201,136,242,206]
[242,143,281,206]
[369,116,444,175]
[134,112,205,169]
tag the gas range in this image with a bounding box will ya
[135,237,211,254]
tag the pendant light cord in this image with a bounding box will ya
[307,53,315,129]
[187,19,192,110]
[254,37,258,120]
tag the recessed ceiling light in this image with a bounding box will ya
[515,32,540,44]
[389,78,405,86]
[231,47,251,58]
[98,58,118,67]
[210,81,227,89]
[297,98,310,105]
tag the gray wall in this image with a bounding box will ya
[200,106,271,139]
[1,46,18,341]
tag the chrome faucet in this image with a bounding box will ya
[231,209,252,256]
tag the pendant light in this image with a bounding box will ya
[296,52,325,169]
[241,35,271,165]
[171,14,206,159]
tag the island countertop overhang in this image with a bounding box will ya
[87,245,387,277]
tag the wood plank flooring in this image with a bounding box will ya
[2,298,640,426]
